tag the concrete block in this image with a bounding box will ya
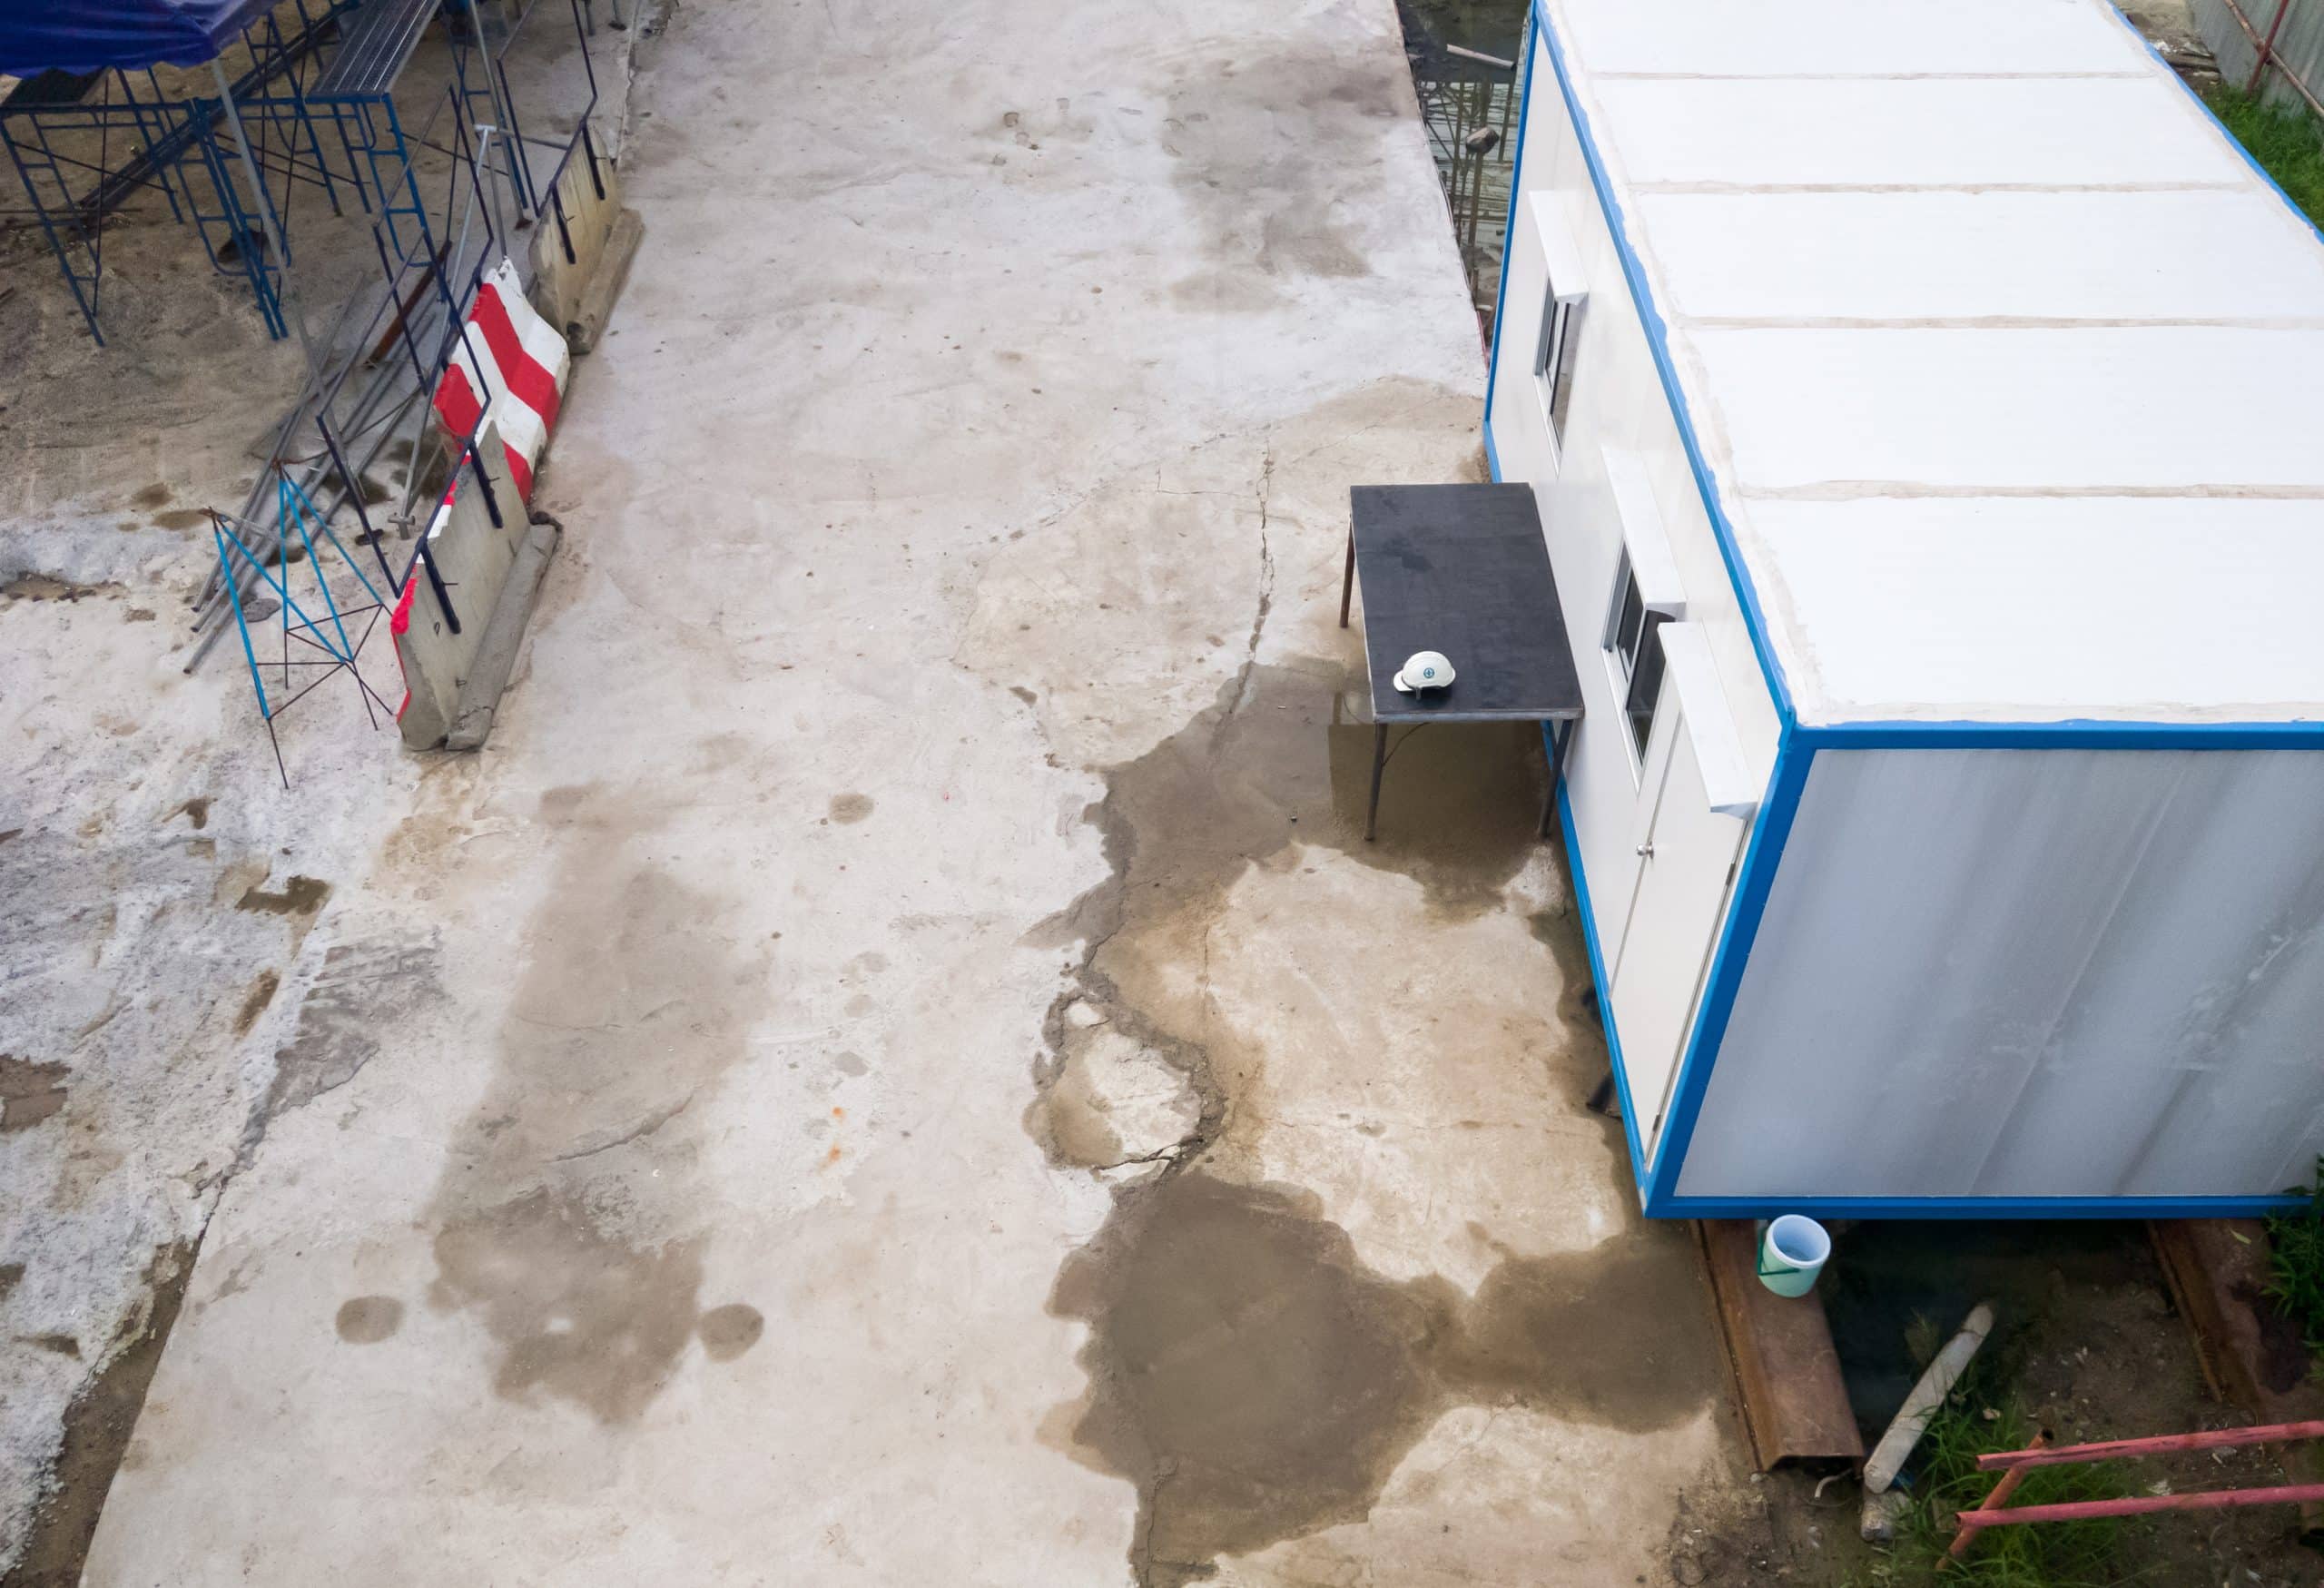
[392,422,527,749]
[567,209,644,353]
[445,515,562,752]
[528,151,624,339]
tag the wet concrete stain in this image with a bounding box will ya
[131,484,171,509]
[1051,1173,1718,1586]
[334,1296,405,1344]
[828,792,875,824]
[172,797,212,831]
[233,971,281,1039]
[0,1056,71,1131]
[235,874,330,917]
[1157,44,1404,306]
[424,784,774,1422]
[21,1332,82,1357]
[431,1189,711,1422]
[1028,664,1544,1173]
[152,508,211,531]
[697,1303,764,1361]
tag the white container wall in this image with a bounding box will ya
[1485,0,2324,1217]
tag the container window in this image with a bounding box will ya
[1533,279,1583,458]
[1604,552,1668,762]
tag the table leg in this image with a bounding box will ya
[1539,717,1574,839]
[1338,530,1355,628]
[1365,721,1387,843]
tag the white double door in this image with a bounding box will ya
[1606,702,1747,1161]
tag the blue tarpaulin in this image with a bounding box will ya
[0,0,284,75]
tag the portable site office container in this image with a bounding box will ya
[1483,0,2324,1218]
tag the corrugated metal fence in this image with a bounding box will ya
[2193,0,2324,118]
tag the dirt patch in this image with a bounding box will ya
[151,509,210,532]
[234,875,330,917]
[231,972,281,1039]
[1051,1172,1719,1585]
[5,1242,195,1588]
[2,576,123,605]
[1726,1222,2324,1586]
[0,1058,71,1133]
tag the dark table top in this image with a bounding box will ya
[1349,483,1585,725]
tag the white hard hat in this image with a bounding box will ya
[1393,650,1455,693]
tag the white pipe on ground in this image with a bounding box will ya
[1863,1301,1996,1494]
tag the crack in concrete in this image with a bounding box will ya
[549,1092,695,1162]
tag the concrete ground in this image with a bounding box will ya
[5,0,1755,1581]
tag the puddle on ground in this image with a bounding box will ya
[1050,1172,1718,1585]
[1027,659,1683,1580]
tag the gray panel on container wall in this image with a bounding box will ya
[1676,747,2324,1201]
[2193,0,2324,114]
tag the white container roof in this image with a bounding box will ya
[1543,0,2324,726]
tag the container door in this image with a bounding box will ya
[1609,707,1746,1162]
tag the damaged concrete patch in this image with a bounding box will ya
[262,937,441,1119]
[1050,1173,1719,1586]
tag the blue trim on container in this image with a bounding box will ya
[1479,3,1539,447]
[1521,3,1795,724]
[1546,728,1650,1189]
[1804,718,2324,750]
[1640,735,1816,1214]
[1661,1192,2309,1220]
[2102,0,2324,252]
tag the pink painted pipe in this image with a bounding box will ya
[1956,1483,2324,1529]
[1977,1420,2324,1473]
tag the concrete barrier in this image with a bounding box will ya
[434,257,571,500]
[527,144,644,352]
[390,421,528,748]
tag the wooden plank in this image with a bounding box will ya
[2150,1218,2324,1544]
[1698,1219,1864,1471]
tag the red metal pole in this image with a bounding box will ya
[1958,1483,2324,1529]
[1948,1432,2048,1564]
[2249,0,2294,96]
[1977,1420,2324,1473]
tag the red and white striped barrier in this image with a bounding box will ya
[431,257,570,498]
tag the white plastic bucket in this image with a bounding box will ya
[1757,1215,1831,1297]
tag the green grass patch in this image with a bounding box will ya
[2264,1156,2324,1360]
[2203,86,2324,229]
[1850,1367,2150,1588]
